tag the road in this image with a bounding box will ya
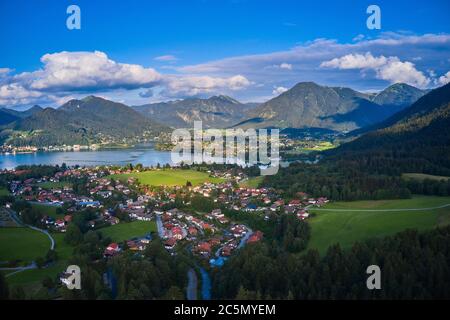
[1,262,37,278]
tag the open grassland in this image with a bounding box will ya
[239,176,264,188]
[0,187,10,196]
[0,227,51,264]
[308,196,450,255]
[303,141,336,151]
[31,203,60,218]
[402,173,450,181]
[99,220,157,242]
[109,169,224,187]
[4,232,74,298]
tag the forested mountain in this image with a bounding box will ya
[264,83,450,201]
[1,105,44,119]
[133,95,258,128]
[330,83,450,176]
[371,83,427,110]
[0,109,20,126]
[1,96,169,147]
[244,82,424,131]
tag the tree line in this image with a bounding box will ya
[213,226,450,299]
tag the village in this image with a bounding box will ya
[3,165,328,270]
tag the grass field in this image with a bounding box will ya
[303,141,336,151]
[109,169,224,187]
[0,227,51,264]
[0,187,9,196]
[31,203,60,218]
[308,196,450,255]
[4,232,74,296]
[402,173,450,181]
[239,176,264,188]
[99,221,157,242]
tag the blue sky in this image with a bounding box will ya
[1,0,449,108]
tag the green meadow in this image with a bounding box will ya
[31,203,60,218]
[402,173,450,181]
[0,227,51,264]
[109,169,224,187]
[99,220,157,242]
[308,196,450,255]
[239,176,264,188]
[0,187,10,196]
[3,232,74,298]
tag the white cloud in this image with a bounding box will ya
[0,83,46,106]
[0,68,13,75]
[154,55,178,62]
[1,51,251,106]
[2,33,450,106]
[177,33,450,98]
[272,86,288,95]
[320,52,388,69]
[279,63,292,70]
[158,74,251,98]
[19,51,162,91]
[438,71,450,85]
[321,52,430,87]
[353,34,365,42]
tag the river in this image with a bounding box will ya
[0,144,173,169]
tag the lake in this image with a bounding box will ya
[0,144,173,170]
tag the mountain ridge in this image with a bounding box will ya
[244,82,426,131]
[133,95,259,128]
[1,96,169,147]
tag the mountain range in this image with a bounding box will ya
[327,83,450,176]
[132,95,259,129]
[240,82,426,131]
[0,105,43,125]
[0,81,431,147]
[0,96,168,147]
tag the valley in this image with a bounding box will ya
[1,82,450,301]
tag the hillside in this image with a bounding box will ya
[133,95,258,128]
[371,83,427,110]
[328,83,450,176]
[244,82,423,131]
[1,105,44,120]
[263,83,450,201]
[1,96,169,147]
[0,109,20,126]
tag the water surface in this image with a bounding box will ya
[0,145,173,169]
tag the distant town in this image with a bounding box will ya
[2,165,328,277]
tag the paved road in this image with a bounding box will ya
[1,262,37,277]
[310,203,450,212]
